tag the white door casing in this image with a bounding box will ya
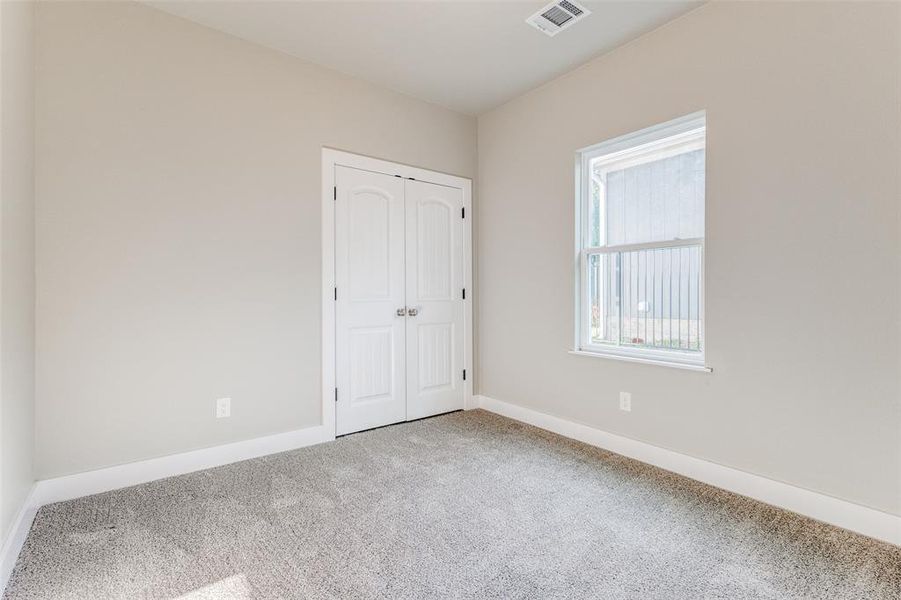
[334,166,407,435]
[404,180,465,420]
[322,148,472,439]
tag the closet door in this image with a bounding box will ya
[404,179,465,420]
[335,166,407,435]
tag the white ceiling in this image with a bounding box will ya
[148,1,702,115]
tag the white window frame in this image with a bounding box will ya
[572,112,711,372]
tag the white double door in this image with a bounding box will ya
[335,166,465,435]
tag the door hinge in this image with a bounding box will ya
[335,388,338,402]
[462,288,466,300]
[333,186,337,201]
[463,369,467,381]
[334,287,337,301]
[461,207,465,219]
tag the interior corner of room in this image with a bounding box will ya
[1,0,899,598]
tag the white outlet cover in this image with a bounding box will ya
[619,392,632,412]
[216,397,231,418]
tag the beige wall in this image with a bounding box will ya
[1,0,36,542]
[35,1,476,478]
[477,1,901,515]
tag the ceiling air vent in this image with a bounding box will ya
[526,0,591,37]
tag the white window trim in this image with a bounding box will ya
[573,112,711,372]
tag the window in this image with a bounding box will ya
[575,112,707,369]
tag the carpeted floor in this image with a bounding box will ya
[4,410,900,599]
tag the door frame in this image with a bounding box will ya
[321,147,473,438]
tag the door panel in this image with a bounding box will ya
[347,190,392,300]
[335,166,406,435]
[405,180,465,420]
[417,323,454,392]
[416,200,453,301]
[349,327,395,403]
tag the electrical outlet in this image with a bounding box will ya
[619,392,632,412]
[216,397,231,419]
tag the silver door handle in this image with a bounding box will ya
[407,308,419,317]
[396,307,407,317]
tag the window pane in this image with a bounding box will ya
[580,115,705,362]
[595,148,705,246]
[591,245,702,353]
[588,253,618,345]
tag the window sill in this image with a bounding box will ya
[568,349,712,373]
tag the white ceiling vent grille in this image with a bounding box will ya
[526,0,591,37]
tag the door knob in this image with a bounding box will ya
[407,308,419,317]
[396,307,407,317]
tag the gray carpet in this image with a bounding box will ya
[5,410,900,599]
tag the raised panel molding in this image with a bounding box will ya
[416,199,453,301]
[417,323,454,392]
[349,327,394,404]
[348,187,391,300]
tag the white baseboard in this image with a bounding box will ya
[1,424,333,595]
[0,485,39,594]
[473,394,900,546]
[34,424,333,506]
[3,399,896,595]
